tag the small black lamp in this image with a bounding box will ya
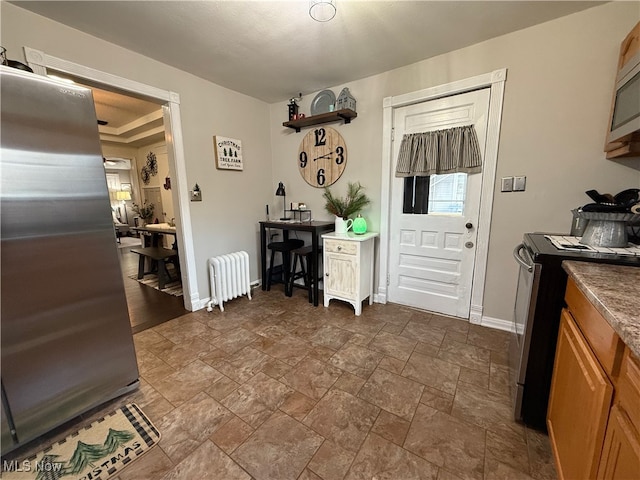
[275,182,289,220]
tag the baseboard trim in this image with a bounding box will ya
[480,315,514,333]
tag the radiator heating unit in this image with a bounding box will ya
[206,251,252,312]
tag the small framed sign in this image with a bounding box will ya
[213,136,243,171]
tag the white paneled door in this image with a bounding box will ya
[388,88,490,318]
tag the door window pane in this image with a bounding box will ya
[428,173,467,214]
[402,173,467,215]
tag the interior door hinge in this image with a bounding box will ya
[391,128,394,141]
[386,274,390,286]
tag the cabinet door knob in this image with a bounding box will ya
[337,246,342,251]
[465,222,473,229]
[325,273,329,276]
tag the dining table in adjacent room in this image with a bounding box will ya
[259,219,335,306]
[132,224,178,250]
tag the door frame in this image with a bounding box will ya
[378,68,507,324]
[23,46,199,311]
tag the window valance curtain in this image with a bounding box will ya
[395,125,482,177]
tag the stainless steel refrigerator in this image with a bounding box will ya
[1,66,139,455]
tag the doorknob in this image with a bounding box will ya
[465,222,473,229]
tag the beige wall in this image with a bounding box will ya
[3,2,639,320]
[2,2,274,303]
[268,2,640,321]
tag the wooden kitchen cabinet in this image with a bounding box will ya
[547,308,614,480]
[548,275,640,480]
[322,232,377,316]
[598,348,640,479]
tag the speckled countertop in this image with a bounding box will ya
[563,261,640,358]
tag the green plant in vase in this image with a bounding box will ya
[323,182,371,219]
[132,200,155,225]
[323,182,371,234]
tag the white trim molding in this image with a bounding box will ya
[24,46,200,311]
[480,315,515,333]
[378,68,507,323]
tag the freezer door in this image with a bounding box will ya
[0,67,139,453]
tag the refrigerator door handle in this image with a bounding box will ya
[513,243,533,272]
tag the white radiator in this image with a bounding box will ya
[206,251,252,312]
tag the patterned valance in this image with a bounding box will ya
[395,125,482,177]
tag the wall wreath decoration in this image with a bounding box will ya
[146,151,158,176]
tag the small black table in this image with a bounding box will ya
[259,220,334,306]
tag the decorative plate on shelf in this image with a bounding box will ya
[310,89,336,115]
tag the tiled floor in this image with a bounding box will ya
[8,288,558,480]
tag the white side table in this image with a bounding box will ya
[322,232,378,316]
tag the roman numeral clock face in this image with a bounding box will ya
[298,127,347,187]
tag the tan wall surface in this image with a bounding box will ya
[2,2,274,303]
[3,2,639,320]
[268,2,640,321]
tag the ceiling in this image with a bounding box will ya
[13,1,604,104]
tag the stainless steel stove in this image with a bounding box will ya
[510,233,640,431]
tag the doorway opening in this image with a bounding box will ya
[66,76,187,332]
[24,46,197,332]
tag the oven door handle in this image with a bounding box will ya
[513,243,534,272]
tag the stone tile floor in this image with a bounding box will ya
[7,288,558,480]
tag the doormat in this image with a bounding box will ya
[128,273,183,297]
[2,403,160,480]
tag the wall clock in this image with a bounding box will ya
[298,126,347,188]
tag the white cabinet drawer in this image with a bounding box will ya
[324,239,357,255]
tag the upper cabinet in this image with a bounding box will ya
[605,21,640,160]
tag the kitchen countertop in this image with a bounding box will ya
[563,261,640,358]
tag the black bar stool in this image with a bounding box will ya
[266,239,304,295]
[288,245,322,303]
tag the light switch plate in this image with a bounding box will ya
[501,177,514,192]
[514,176,526,191]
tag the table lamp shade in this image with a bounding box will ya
[116,191,131,201]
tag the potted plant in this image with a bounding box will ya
[323,182,371,234]
[131,200,155,226]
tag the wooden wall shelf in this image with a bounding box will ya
[283,108,357,132]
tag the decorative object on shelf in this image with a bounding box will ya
[309,0,336,22]
[311,89,336,116]
[298,126,347,187]
[213,135,243,171]
[323,181,371,221]
[288,94,301,121]
[337,87,356,112]
[163,176,171,190]
[146,151,158,176]
[352,214,367,234]
[132,200,155,225]
[275,182,289,220]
